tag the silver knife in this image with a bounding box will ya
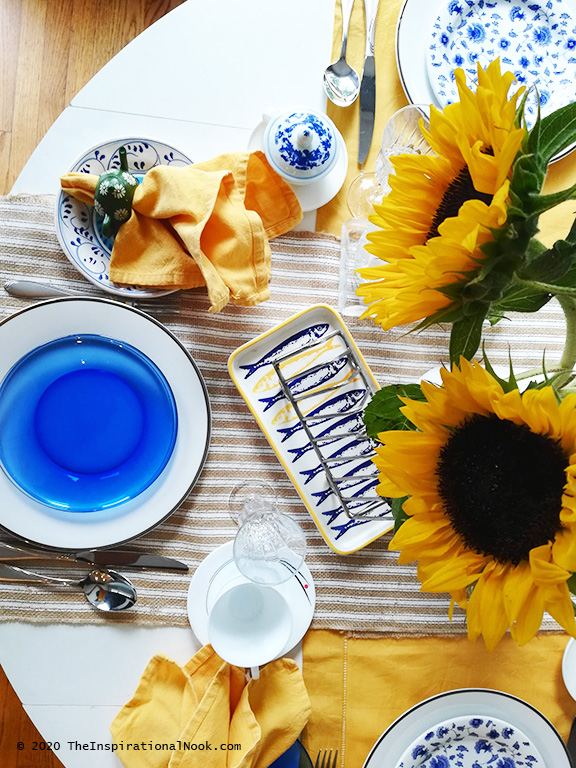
[0,542,188,571]
[567,713,576,767]
[358,0,379,165]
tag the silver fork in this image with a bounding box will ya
[3,279,180,315]
[315,749,338,768]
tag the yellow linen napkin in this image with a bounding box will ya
[301,630,574,768]
[316,0,576,243]
[60,151,302,313]
[110,645,311,768]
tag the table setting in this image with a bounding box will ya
[5,0,576,766]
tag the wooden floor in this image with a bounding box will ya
[0,1,185,763]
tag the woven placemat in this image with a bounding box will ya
[0,194,563,634]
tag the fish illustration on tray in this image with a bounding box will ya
[228,305,393,555]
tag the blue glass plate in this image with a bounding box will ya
[0,334,178,512]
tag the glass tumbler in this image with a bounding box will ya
[229,481,306,585]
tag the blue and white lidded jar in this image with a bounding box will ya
[263,109,340,185]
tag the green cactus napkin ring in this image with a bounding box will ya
[93,146,139,239]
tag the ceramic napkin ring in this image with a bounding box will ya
[93,146,139,238]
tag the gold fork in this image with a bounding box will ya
[315,749,338,768]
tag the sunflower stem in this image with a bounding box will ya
[556,295,576,389]
[515,277,576,297]
[515,365,567,381]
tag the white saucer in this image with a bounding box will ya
[248,120,348,213]
[187,541,315,662]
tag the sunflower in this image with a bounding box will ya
[356,60,526,331]
[375,359,576,650]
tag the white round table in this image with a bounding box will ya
[0,1,335,764]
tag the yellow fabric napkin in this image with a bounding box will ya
[316,0,576,244]
[60,151,302,313]
[301,630,575,768]
[110,645,311,768]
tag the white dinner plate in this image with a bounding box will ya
[247,119,348,213]
[55,136,192,298]
[0,298,211,550]
[395,0,576,162]
[187,541,315,663]
[362,689,570,768]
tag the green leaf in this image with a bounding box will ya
[482,345,518,392]
[519,240,576,282]
[524,184,576,217]
[412,303,465,331]
[449,305,488,363]
[488,281,552,316]
[363,384,426,440]
[510,153,545,197]
[391,496,410,533]
[481,346,519,393]
[529,101,576,167]
[567,572,576,597]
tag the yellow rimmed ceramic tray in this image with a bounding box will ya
[228,304,393,554]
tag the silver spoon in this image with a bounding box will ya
[3,280,179,314]
[0,565,137,611]
[323,0,360,107]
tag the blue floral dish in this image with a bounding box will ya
[55,137,192,298]
[263,110,339,184]
[0,334,178,513]
[427,0,576,128]
[396,715,544,768]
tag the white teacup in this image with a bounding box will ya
[207,582,292,672]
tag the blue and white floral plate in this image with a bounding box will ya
[55,137,192,298]
[427,0,576,129]
[397,714,543,768]
[362,689,570,768]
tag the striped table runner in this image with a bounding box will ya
[0,194,564,635]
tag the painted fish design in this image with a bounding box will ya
[299,440,375,485]
[239,323,329,379]
[311,470,378,506]
[271,373,361,427]
[251,336,341,395]
[287,413,365,462]
[258,355,349,412]
[332,517,372,540]
[276,388,366,442]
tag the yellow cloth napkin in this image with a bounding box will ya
[301,630,575,768]
[316,0,576,244]
[110,645,311,768]
[60,151,302,313]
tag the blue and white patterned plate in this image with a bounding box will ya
[363,690,570,768]
[55,137,192,298]
[397,715,544,768]
[427,0,576,129]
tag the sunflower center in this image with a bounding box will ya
[427,165,493,241]
[436,413,567,564]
